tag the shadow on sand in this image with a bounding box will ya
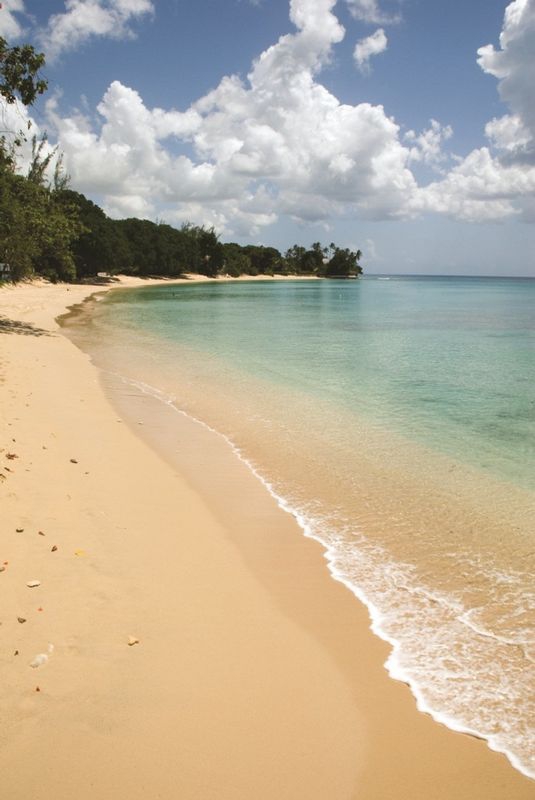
[0,316,51,337]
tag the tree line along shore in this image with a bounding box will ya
[0,36,362,285]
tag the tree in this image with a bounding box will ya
[242,244,282,275]
[57,190,114,278]
[115,218,159,275]
[0,37,84,282]
[27,134,56,184]
[0,168,43,279]
[35,190,82,282]
[0,133,84,282]
[196,227,224,276]
[301,243,325,273]
[324,245,363,278]
[222,242,251,276]
[0,37,47,107]
[283,243,329,274]
[284,244,307,273]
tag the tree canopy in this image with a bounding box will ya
[0,36,47,107]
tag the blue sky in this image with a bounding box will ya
[2,0,535,275]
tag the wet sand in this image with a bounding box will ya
[0,277,533,799]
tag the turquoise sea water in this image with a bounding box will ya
[66,276,535,778]
[104,276,535,487]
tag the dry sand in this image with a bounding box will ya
[0,277,533,799]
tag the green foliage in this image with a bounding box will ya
[61,190,116,278]
[222,243,251,276]
[0,35,78,283]
[241,245,282,275]
[34,195,80,282]
[284,244,306,273]
[284,242,323,274]
[195,226,224,276]
[282,241,362,277]
[0,36,47,107]
[108,219,211,277]
[0,170,41,279]
[323,244,363,278]
[0,136,84,282]
[27,134,56,184]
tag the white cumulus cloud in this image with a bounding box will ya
[354,28,388,73]
[345,0,401,25]
[47,0,421,234]
[477,0,535,136]
[37,0,154,62]
[41,0,535,233]
[485,113,531,153]
[0,0,26,38]
[405,119,453,170]
[412,145,535,222]
[414,0,535,221]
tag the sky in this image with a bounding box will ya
[1,0,535,276]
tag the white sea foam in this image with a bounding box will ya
[105,368,535,781]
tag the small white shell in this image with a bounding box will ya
[29,653,48,669]
[26,580,41,588]
[29,644,54,668]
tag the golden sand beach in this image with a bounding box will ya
[0,277,533,799]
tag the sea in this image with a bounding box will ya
[64,275,535,779]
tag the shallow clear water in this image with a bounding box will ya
[65,276,535,778]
